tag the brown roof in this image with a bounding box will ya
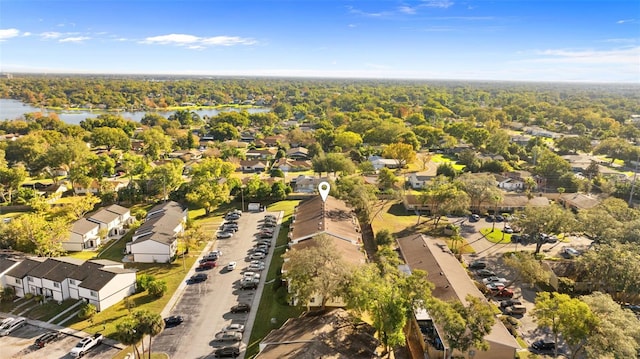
[396,234,520,351]
[290,196,361,244]
[559,193,601,210]
[285,235,366,270]
[257,308,378,359]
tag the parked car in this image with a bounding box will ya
[243,271,260,281]
[225,213,240,221]
[34,331,61,348]
[214,346,240,358]
[227,261,237,271]
[494,288,515,298]
[495,214,505,222]
[256,239,272,246]
[189,273,208,283]
[248,263,265,271]
[486,282,506,291]
[486,215,496,222]
[197,261,216,271]
[503,224,514,234]
[215,331,242,342]
[476,269,496,277]
[69,333,103,358]
[222,225,238,233]
[240,279,258,290]
[505,305,527,315]
[469,260,487,269]
[217,231,234,239]
[0,317,14,329]
[482,276,508,285]
[249,260,265,266]
[230,303,251,313]
[531,339,556,352]
[563,247,580,258]
[258,232,273,239]
[499,299,523,308]
[0,317,26,336]
[163,316,184,327]
[469,214,480,222]
[249,252,266,260]
[222,323,245,333]
[202,254,219,262]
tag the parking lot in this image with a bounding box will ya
[152,209,280,359]
[0,321,120,359]
[457,215,591,356]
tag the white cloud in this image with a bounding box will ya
[0,28,21,40]
[22,32,31,37]
[59,36,90,43]
[422,0,454,9]
[348,24,357,28]
[398,6,417,14]
[142,33,256,48]
[532,46,640,65]
[617,19,637,24]
[41,31,62,39]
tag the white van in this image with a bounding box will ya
[0,317,26,336]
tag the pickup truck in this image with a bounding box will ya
[70,333,103,357]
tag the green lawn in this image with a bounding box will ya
[480,227,513,243]
[23,298,80,322]
[66,250,99,261]
[431,154,465,171]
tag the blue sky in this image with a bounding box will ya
[0,0,638,82]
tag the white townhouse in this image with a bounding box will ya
[88,204,132,238]
[127,201,187,263]
[3,257,135,311]
[64,218,100,252]
[0,258,20,287]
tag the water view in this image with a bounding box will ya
[0,99,270,125]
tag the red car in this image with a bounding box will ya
[197,261,217,271]
[494,289,514,298]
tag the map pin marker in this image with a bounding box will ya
[318,181,330,203]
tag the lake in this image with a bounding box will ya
[0,99,270,125]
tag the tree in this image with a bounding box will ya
[512,204,576,254]
[375,229,394,247]
[135,128,172,160]
[282,235,353,310]
[430,295,496,358]
[146,279,167,298]
[116,318,144,359]
[580,292,640,359]
[502,251,550,288]
[334,131,363,150]
[533,292,598,359]
[68,193,100,219]
[377,167,398,191]
[533,147,572,185]
[458,172,502,214]
[594,137,633,164]
[334,176,377,223]
[0,166,27,204]
[382,142,416,169]
[90,127,131,151]
[78,303,97,321]
[345,261,433,357]
[555,136,592,154]
[147,161,184,200]
[485,129,510,155]
[132,310,165,359]
[418,175,470,228]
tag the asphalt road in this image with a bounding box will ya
[152,210,278,359]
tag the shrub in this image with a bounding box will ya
[137,274,156,292]
[375,229,394,246]
[147,279,168,298]
[78,303,97,320]
[1,286,15,302]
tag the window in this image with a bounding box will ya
[90,291,97,297]
[53,282,60,288]
[69,279,75,285]
[15,278,20,284]
[27,276,33,282]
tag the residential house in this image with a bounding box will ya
[524,126,561,139]
[87,204,132,238]
[239,160,269,173]
[285,147,309,160]
[284,195,366,307]
[397,234,520,359]
[497,176,525,191]
[261,135,286,147]
[256,309,378,358]
[510,134,532,146]
[368,155,400,170]
[403,191,549,214]
[408,168,438,189]
[271,158,312,173]
[3,257,135,311]
[127,201,187,263]
[245,148,277,160]
[0,258,20,287]
[167,149,202,162]
[73,179,127,195]
[130,139,145,152]
[290,175,327,193]
[64,218,100,252]
[558,192,601,212]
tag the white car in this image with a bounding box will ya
[249,252,266,260]
[563,247,580,257]
[243,271,261,281]
[0,317,26,336]
[486,282,506,291]
[222,323,245,333]
[227,261,237,271]
[250,260,265,266]
[248,263,265,271]
[482,276,508,285]
[503,224,514,234]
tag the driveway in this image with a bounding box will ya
[454,215,590,355]
[152,210,280,359]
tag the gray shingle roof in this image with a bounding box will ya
[71,218,99,235]
[88,208,120,224]
[105,204,130,216]
[5,257,47,279]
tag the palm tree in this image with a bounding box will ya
[115,318,143,359]
[133,310,165,359]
